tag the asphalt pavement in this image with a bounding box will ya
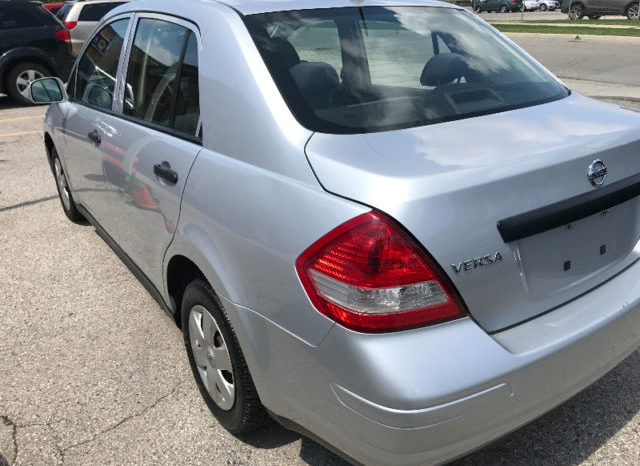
[1,32,639,466]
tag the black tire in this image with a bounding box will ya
[568,3,584,19]
[182,280,267,434]
[500,5,509,12]
[51,147,85,223]
[627,3,639,20]
[6,62,51,105]
[474,5,481,13]
[540,4,547,11]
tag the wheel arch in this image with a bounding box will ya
[0,49,55,93]
[44,132,55,169]
[165,254,208,328]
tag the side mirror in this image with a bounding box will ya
[29,77,68,104]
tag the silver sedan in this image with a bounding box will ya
[31,0,640,464]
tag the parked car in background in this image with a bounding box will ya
[31,0,640,465]
[561,0,640,20]
[0,0,74,105]
[42,2,65,15]
[523,0,540,11]
[538,0,560,11]
[474,0,523,12]
[55,0,129,55]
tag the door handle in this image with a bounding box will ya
[88,130,101,145]
[153,161,178,185]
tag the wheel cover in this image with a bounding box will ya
[16,69,45,99]
[629,5,639,20]
[189,305,235,411]
[54,158,71,211]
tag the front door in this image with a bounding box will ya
[99,16,202,286]
[62,17,131,227]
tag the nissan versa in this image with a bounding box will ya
[31,0,640,464]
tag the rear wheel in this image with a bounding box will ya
[6,62,50,105]
[540,3,547,11]
[627,3,639,20]
[568,3,584,19]
[182,280,266,434]
[52,148,84,223]
[500,5,509,12]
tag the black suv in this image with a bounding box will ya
[0,0,75,104]
[560,0,640,20]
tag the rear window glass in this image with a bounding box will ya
[79,3,126,22]
[55,4,72,21]
[244,7,569,134]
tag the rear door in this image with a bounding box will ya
[98,14,202,286]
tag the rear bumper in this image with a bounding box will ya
[225,256,640,465]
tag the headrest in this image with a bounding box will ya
[289,62,339,93]
[420,53,469,86]
[270,38,301,69]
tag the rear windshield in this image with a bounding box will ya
[79,3,126,22]
[244,7,569,134]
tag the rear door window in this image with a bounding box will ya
[78,3,126,22]
[123,18,200,136]
[74,18,130,110]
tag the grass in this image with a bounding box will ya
[519,19,640,25]
[493,23,640,36]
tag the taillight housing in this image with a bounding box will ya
[296,211,467,333]
[64,21,77,30]
[55,28,71,44]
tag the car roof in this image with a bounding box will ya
[217,0,459,15]
[108,0,458,17]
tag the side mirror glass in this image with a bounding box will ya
[29,77,67,104]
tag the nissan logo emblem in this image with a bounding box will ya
[587,159,607,187]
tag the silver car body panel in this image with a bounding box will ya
[41,0,640,464]
[219,0,462,15]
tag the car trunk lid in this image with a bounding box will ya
[305,93,640,332]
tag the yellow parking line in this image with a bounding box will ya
[0,130,40,137]
[0,115,45,123]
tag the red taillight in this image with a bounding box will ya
[65,21,77,30]
[55,29,71,44]
[295,211,467,333]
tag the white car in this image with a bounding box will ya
[539,0,560,10]
[55,0,130,55]
[523,0,541,10]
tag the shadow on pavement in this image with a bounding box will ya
[0,94,46,111]
[452,349,640,466]
[238,418,349,465]
[0,94,20,111]
[0,454,8,466]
